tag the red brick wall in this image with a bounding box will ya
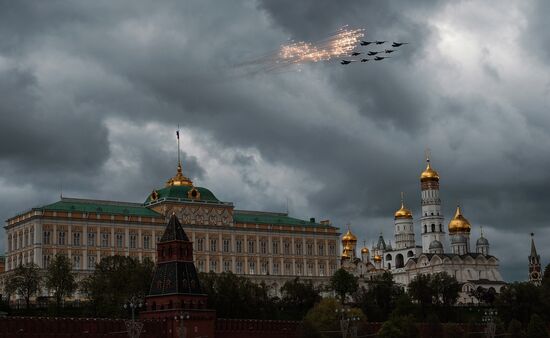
[215,319,301,338]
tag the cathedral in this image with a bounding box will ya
[341,156,505,304]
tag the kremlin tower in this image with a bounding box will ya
[394,192,415,250]
[420,155,446,253]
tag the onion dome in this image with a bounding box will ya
[373,255,382,262]
[448,205,471,233]
[476,236,489,246]
[361,246,369,254]
[420,158,439,182]
[429,240,443,250]
[394,193,413,219]
[342,228,358,246]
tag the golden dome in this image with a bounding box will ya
[373,254,382,262]
[394,194,413,219]
[166,162,193,187]
[342,229,358,244]
[361,247,369,254]
[420,159,439,182]
[448,205,471,233]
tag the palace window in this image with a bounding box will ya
[307,263,314,276]
[261,261,268,275]
[197,260,205,273]
[88,255,96,270]
[330,264,336,275]
[223,260,231,272]
[101,233,109,247]
[248,240,255,254]
[7,235,11,251]
[43,255,51,269]
[296,263,303,276]
[285,262,292,275]
[236,261,243,274]
[223,239,230,253]
[58,231,66,245]
[272,241,279,255]
[87,232,96,246]
[319,264,325,276]
[284,241,290,255]
[24,231,28,247]
[116,233,124,248]
[196,238,204,251]
[318,243,325,256]
[295,243,303,255]
[73,255,81,270]
[44,231,51,245]
[273,263,279,275]
[143,235,150,249]
[130,234,137,249]
[248,261,255,274]
[306,243,313,256]
[73,232,81,246]
[210,239,217,252]
[260,240,267,254]
[235,239,243,253]
[19,233,22,249]
[210,260,217,273]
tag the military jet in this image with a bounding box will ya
[360,41,373,46]
[374,56,390,61]
[392,42,408,47]
[375,41,387,45]
[367,51,382,56]
[360,58,369,62]
[340,60,355,65]
[350,52,362,56]
[384,49,395,54]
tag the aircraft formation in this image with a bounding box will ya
[340,41,408,65]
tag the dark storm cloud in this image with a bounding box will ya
[0,0,548,281]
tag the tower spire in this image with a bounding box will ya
[177,124,181,168]
[165,126,193,187]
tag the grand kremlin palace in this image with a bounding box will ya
[3,158,341,292]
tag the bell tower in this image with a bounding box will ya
[420,153,446,253]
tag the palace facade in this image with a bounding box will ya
[3,156,340,294]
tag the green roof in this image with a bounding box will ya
[39,198,162,217]
[145,185,220,204]
[233,210,325,227]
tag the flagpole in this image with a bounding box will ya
[177,124,180,166]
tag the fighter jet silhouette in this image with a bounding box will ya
[360,41,373,46]
[392,42,408,47]
[367,51,382,56]
[374,56,390,61]
[340,60,355,65]
[350,52,362,56]
[384,49,395,54]
[360,58,369,62]
[375,41,386,45]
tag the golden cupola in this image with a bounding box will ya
[165,161,194,187]
[394,193,413,219]
[448,205,471,233]
[342,228,358,246]
[420,158,439,182]
[360,246,369,254]
[373,254,382,262]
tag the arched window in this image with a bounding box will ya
[396,254,404,268]
[431,224,435,232]
[424,225,427,233]
[385,254,392,261]
[439,224,442,232]
[387,263,391,269]
[407,251,414,257]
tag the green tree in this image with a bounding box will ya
[377,315,418,338]
[5,263,41,309]
[80,255,154,317]
[280,277,321,320]
[526,314,549,338]
[200,272,278,319]
[45,254,77,309]
[303,298,365,338]
[355,271,404,321]
[408,274,433,306]
[430,272,460,306]
[330,268,358,303]
[495,282,542,325]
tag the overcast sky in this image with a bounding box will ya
[1,1,549,281]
